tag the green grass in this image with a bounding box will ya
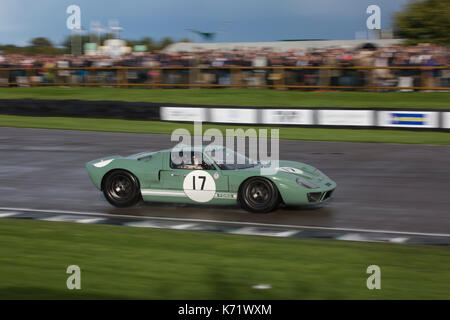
[0,218,449,299]
[1,114,449,145]
[0,87,449,109]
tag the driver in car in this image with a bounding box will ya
[183,154,204,170]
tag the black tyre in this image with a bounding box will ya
[102,170,141,208]
[239,177,280,213]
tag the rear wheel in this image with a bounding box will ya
[239,177,279,213]
[102,170,141,208]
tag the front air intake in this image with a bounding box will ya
[307,192,323,203]
[322,190,334,200]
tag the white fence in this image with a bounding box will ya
[161,107,450,129]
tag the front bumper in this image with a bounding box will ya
[307,189,334,203]
[278,180,336,206]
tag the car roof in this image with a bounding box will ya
[129,145,228,158]
[165,144,227,152]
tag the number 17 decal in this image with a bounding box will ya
[193,176,206,190]
[183,171,216,203]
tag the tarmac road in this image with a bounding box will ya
[0,127,449,234]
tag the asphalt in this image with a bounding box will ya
[0,127,449,234]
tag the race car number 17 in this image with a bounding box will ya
[183,170,216,203]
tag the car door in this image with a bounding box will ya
[160,150,229,195]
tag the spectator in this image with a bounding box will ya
[0,43,448,90]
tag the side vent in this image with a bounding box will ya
[138,156,152,162]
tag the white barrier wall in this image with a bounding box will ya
[262,109,313,125]
[318,110,374,126]
[442,112,450,129]
[161,107,207,122]
[160,107,449,129]
[210,108,258,124]
[378,111,439,128]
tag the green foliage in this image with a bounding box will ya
[0,45,26,54]
[27,37,62,55]
[158,37,175,49]
[394,0,450,45]
[29,37,53,47]
[0,37,64,55]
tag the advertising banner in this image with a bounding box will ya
[210,108,258,124]
[160,107,207,122]
[318,110,374,126]
[262,109,314,125]
[378,111,439,128]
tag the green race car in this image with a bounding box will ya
[86,145,336,213]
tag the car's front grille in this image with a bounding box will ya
[307,192,323,203]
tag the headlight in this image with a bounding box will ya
[296,177,319,189]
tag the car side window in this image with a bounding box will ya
[170,151,214,170]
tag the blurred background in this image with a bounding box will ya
[0,0,448,91]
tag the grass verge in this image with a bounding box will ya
[0,87,449,109]
[0,114,449,145]
[0,218,449,299]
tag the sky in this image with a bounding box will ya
[0,0,409,46]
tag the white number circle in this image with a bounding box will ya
[183,170,216,203]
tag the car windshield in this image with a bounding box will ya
[205,148,257,170]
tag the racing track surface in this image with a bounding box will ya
[0,127,449,234]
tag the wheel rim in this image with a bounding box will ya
[244,180,272,208]
[108,174,134,201]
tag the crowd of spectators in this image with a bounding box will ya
[0,43,449,89]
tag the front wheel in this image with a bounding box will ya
[102,170,141,207]
[238,177,280,213]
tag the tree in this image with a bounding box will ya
[393,0,450,45]
[138,37,155,51]
[158,37,174,50]
[27,37,64,55]
[30,37,53,47]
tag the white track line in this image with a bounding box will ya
[337,233,372,242]
[0,206,449,238]
[170,223,198,230]
[0,212,20,218]
[40,215,73,222]
[76,218,106,224]
[231,227,299,238]
[124,221,163,228]
[389,237,410,244]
